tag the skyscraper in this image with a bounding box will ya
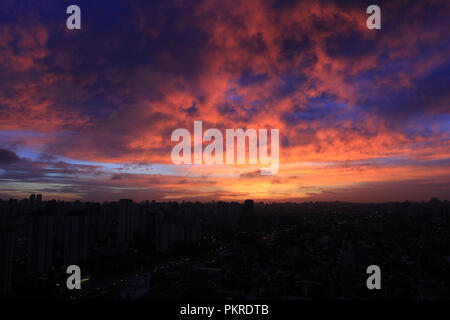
[0,224,14,296]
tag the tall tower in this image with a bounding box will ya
[29,211,54,274]
[0,224,14,296]
[64,210,89,266]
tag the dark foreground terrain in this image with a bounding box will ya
[1,197,449,299]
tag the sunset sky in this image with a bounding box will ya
[0,0,449,202]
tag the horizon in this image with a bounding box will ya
[2,194,446,205]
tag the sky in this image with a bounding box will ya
[0,0,449,202]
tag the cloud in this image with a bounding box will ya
[0,0,448,201]
[239,170,262,178]
[0,149,20,165]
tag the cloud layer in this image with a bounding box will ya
[0,0,449,201]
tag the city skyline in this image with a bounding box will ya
[2,196,449,299]
[0,0,449,202]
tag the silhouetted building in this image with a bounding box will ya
[112,199,133,247]
[243,199,254,213]
[0,224,14,296]
[29,211,54,274]
[64,210,89,266]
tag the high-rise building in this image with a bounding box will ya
[0,224,14,296]
[29,211,54,274]
[112,199,133,247]
[64,210,89,266]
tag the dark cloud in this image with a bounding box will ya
[357,62,450,125]
[240,170,262,178]
[0,149,20,165]
[325,30,378,59]
[238,69,268,87]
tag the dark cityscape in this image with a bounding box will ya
[1,195,449,300]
